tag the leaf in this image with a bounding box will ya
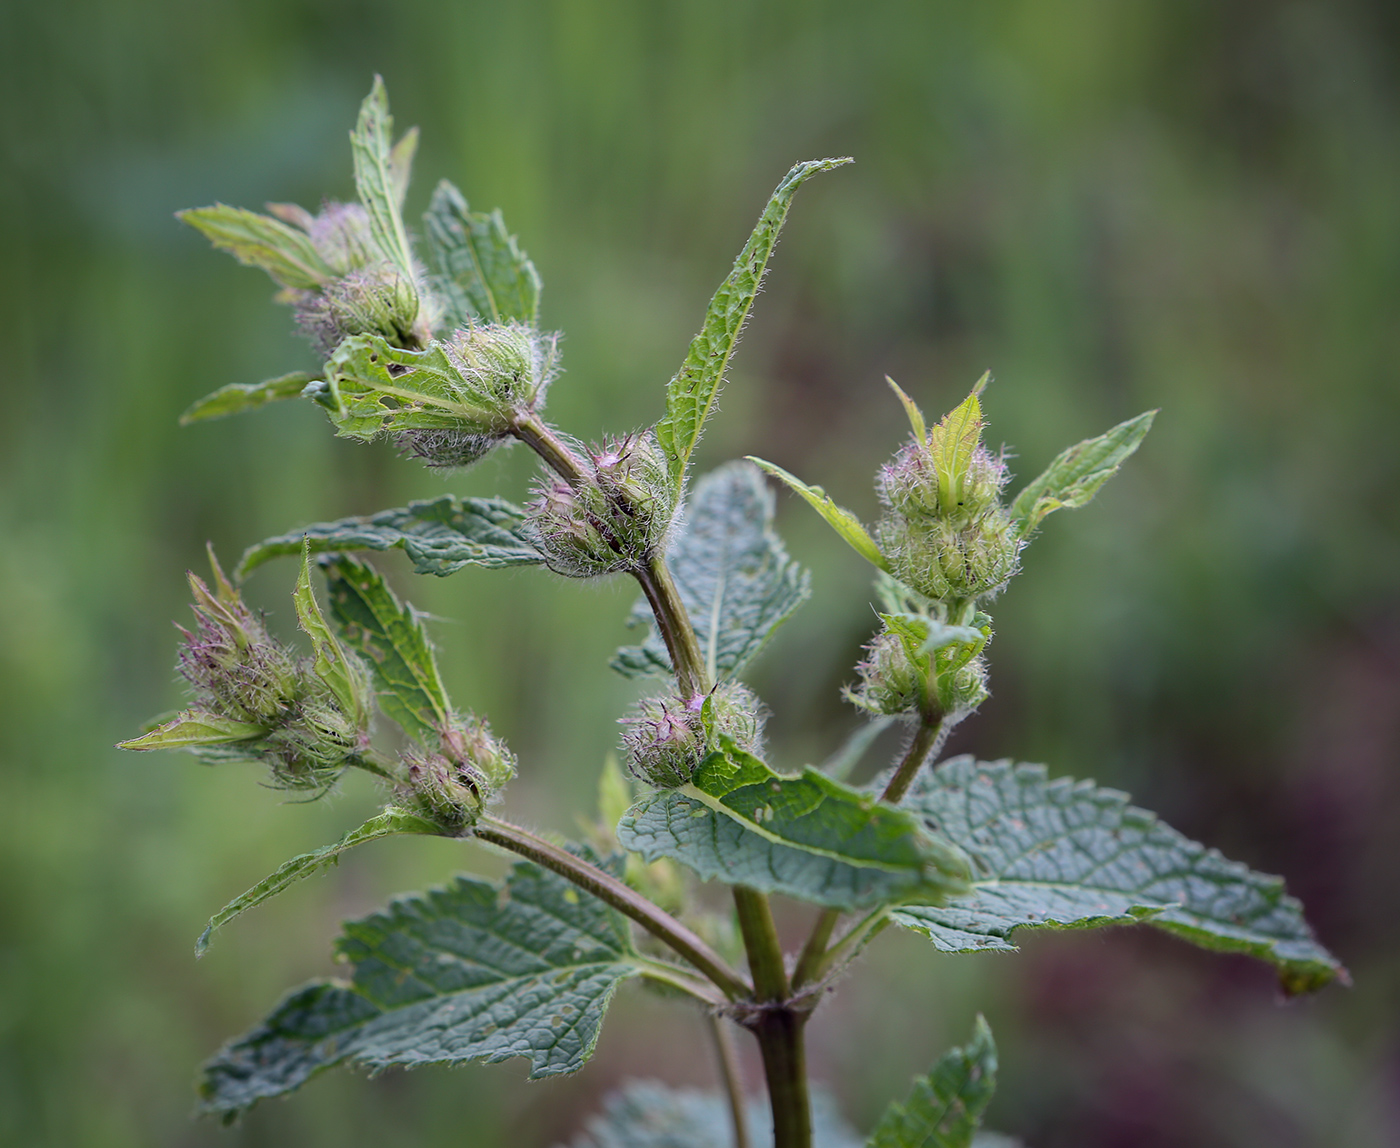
[867,1017,997,1148]
[886,377,927,445]
[199,852,640,1117]
[237,494,543,580]
[311,333,500,441]
[117,710,265,751]
[350,77,417,294]
[617,738,971,910]
[177,205,333,289]
[655,158,852,490]
[423,179,542,327]
[320,554,449,743]
[611,461,811,681]
[562,1080,862,1148]
[931,375,988,518]
[890,757,1348,995]
[292,543,370,726]
[179,371,315,425]
[195,806,438,957]
[388,125,419,212]
[1009,410,1157,536]
[747,456,888,571]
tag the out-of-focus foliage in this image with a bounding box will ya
[1,2,1397,1147]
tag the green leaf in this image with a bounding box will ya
[868,1017,998,1148]
[179,371,315,425]
[1008,410,1157,536]
[617,738,971,910]
[890,757,1348,995]
[350,77,417,295]
[293,543,370,726]
[564,1080,862,1148]
[195,806,438,957]
[237,494,543,580]
[320,554,449,743]
[611,461,811,681]
[931,375,989,519]
[747,456,888,571]
[423,179,542,327]
[388,125,419,212]
[117,710,265,751]
[200,852,640,1117]
[177,205,333,289]
[312,333,500,441]
[886,376,927,445]
[656,158,851,490]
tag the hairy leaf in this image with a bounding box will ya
[179,372,314,425]
[423,179,541,327]
[563,1080,861,1148]
[868,1016,997,1148]
[617,739,971,910]
[1009,410,1156,536]
[196,806,438,957]
[320,555,449,743]
[238,495,543,580]
[350,77,417,292]
[931,375,988,518]
[388,126,419,212]
[891,757,1348,994]
[293,544,370,726]
[612,461,811,680]
[747,457,888,571]
[312,333,499,441]
[200,854,640,1117]
[177,205,333,289]
[117,710,265,751]
[656,158,851,490]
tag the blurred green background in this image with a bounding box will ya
[2,1,1397,1145]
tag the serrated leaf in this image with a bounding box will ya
[1009,410,1156,536]
[350,77,417,295]
[656,158,851,490]
[890,757,1348,994]
[611,461,811,681]
[563,1080,862,1148]
[388,125,419,212]
[868,1016,997,1148]
[196,806,438,957]
[617,738,971,910]
[117,710,266,751]
[747,456,888,571]
[312,333,499,441]
[238,494,543,580]
[200,852,640,1117]
[179,371,315,425]
[293,543,370,726]
[423,179,541,327]
[177,205,333,289]
[320,554,449,743]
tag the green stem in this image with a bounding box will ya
[635,553,709,698]
[510,410,587,486]
[634,957,728,1008]
[733,887,788,1001]
[475,815,750,1000]
[753,1009,811,1148]
[879,714,946,805]
[791,908,838,989]
[708,1014,752,1148]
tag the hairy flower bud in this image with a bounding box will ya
[402,713,515,834]
[527,432,678,577]
[622,683,765,788]
[877,510,1021,602]
[295,263,420,355]
[846,630,925,718]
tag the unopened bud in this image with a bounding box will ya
[295,263,419,355]
[403,749,485,835]
[528,432,677,577]
[846,630,926,718]
[622,683,765,788]
[877,511,1021,603]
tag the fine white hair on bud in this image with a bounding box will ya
[526,430,679,577]
[621,682,766,788]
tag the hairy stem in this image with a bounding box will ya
[634,958,729,1008]
[475,816,749,999]
[634,554,709,699]
[733,887,788,1001]
[708,1014,752,1148]
[510,410,587,486]
[879,714,946,805]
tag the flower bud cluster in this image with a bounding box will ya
[401,714,516,835]
[528,432,678,577]
[176,568,372,792]
[875,436,1020,605]
[396,323,560,470]
[621,683,765,788]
